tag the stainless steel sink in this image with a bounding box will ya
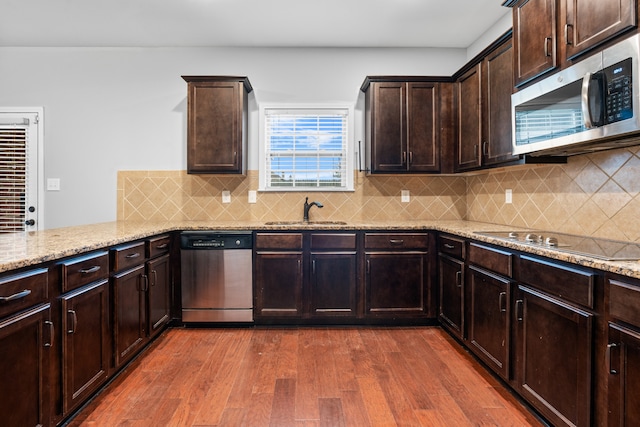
[264,220,347,226]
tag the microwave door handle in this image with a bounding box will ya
[581,72,594,129]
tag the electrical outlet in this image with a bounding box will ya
[47,178,61,191]
[401,190,410,203]
[248,190,257,204]
[505,189,513,204]
[222,190,231,203]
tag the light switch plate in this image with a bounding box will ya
[505,189,513,204]
[222,190,231,203]
[401,190,410,203]
[47,178,61,191]
[248,190,257,204]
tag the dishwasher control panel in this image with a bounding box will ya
[180,231,253,250]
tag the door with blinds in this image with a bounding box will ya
[0,109,41,232]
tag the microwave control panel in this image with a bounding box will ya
[604,58,633,124]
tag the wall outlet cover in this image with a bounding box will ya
[47,178,61,191]
[248,190,257,204]
[222,190,231,203]
[401,190,410,203]
[505,189,513,204]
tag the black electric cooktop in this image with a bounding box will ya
[474,230,640,261]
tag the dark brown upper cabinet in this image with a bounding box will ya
[455,34,518,172]
[361,77,453,174]
[505,0,637,86]
[564,0,637,60]
[182,76,252,174]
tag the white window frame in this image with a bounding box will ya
[0,107,44,231]
[258,103,354,192]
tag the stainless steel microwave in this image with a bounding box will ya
[512,34,640,156]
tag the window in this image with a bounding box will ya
[0,108,42,232]
[259,105,354,191]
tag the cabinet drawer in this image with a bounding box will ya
[61,251,109,293]
[255,233,303,250]
[519,255,595,309]
[0,268,48,319]
[609,278,640,327]
[111,242,146,272]
[147,235,171,258]
[365,233,429,250]
[468,243,513,277]
[439,235,465,259]
[310,233,356,250]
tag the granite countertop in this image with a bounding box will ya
[0,220,639,279]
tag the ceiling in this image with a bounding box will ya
[1,0,509,48]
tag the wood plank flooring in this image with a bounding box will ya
[67,327,545,427]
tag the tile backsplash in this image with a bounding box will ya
[118,146,640,242]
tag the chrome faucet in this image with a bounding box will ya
[303,197,323,222]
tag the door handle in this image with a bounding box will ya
[515,300,524,321]
[455,271,462,288]
[67,309,77,334]
[499,292,507,313]
[44,320,54,348]
[606,343,619,375]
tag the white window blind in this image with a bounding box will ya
[0,126,28,232]
[261,107,352,191]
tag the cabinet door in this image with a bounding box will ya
[515,285,593,427]
[483,40,518,166]
[565,0,636,60]
[467,266,511,380]
[365,252,428,317]
[113,265,147,368]
[187,80,245,174]
[439,255,464,339]
[513,0,557,85]
[147,254,171,338]
[607,323,640,427]
[456,64,482,171]
[0,304,52,427]
[371,82,407,172]
[254,252,303,318]
[310,252,357,317]
[61,280,109,414]
[407,82,440,172]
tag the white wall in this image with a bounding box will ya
[466,11,512,60]
[0,46,468,228]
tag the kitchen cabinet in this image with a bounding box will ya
[111,242,147,368]
[181,76,252,174]
[254,232,357,321]
[506,0,637,86]
[309,233,357,318]
[146,235,171,338]
[606,275,640,426]
[0,268,52,427]
[362,77,452,174]
[564,0,636,60]
[467,243,514,380]
[508,0,557,86]
[438,235,465,339]
[514,255,596,427]
[59,251,110,415]
[455,34,518,171]
[254,233,304,319]
[364,233,432,319]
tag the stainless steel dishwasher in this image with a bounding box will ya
[180,231,253,322]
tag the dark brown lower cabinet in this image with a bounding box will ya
[607,323,640,426]
[515,285,593,427]
[61,280,109,414]
[467,265,511,380]
[365,252,428,317]
[310,252,357,317]
[254,252,303,318]
[147,254,171,338]
[438,254,464,338]
[0,304,52,427]
[113,265,147,368]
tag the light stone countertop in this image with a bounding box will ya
[0,220,639,280]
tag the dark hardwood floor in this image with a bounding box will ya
[67,327,544,426]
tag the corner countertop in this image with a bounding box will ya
[1,220,639,280]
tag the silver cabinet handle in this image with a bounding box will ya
[606,343,619,375]
[499,292,507,313]
[544,37,552,57]
[44,320,54,348]
[516,300,524,321]
[389,239,404,245]
[444,243,455,250]
[156,243,168,250]
[0,289,31,302]
[456,271,462,288]
[79,265,101,274]
[565,24,573,45]
[67,310,77,334]
[125,252,141,259]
